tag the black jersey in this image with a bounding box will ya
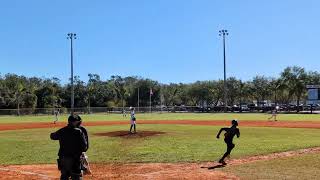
[224,126,240,143]
[217,125,240,144]
[78,125,89,152]
[50,124,87,158]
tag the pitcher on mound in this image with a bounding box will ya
[129,107,136,133]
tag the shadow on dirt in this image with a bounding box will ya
[201,164,226,170]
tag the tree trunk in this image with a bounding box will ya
[16,92,21,116]
[88,95,91,114]
[296,96,300,113]
[239,96,242,113]
[214,100,219,106]
[261,96,265,113]
[214,96,221,106]
[256,98,259,112]
[17,101,20,116]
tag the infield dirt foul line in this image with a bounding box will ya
[1,147,320,180]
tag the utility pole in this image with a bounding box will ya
[67,33,76,115]
[219,29,229,113]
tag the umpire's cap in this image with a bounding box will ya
[231,119,238,126]
[68,114,82,123]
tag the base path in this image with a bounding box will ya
[1,147,320,180]
[1,120,320,131]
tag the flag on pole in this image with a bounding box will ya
[150,88,153,96]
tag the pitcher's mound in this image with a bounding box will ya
[94,131,165,138]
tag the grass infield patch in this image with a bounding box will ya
[0,125,320,165]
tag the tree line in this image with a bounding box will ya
[0,66,319,113]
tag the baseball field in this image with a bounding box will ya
[1,113,320,180]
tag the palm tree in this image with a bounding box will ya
[281,66,308,112]
[15,81,26,116]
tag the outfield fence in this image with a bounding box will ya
[0,105,319,116]
[0,106,196,116]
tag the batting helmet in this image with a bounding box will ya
[68,114,82,123]
[231,119,238,126]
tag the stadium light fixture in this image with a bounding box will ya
[219,29,229,113]
[67,33,77,115]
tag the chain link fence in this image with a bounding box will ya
[0,105,319,116]
[0,106,201,116]
[0,106,221,116]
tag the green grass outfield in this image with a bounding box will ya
[223,152,320,180]
[1,113,319,179]
[1,124,320,165]
[0,112,320,123]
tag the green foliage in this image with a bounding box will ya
[250,76,272,104]
[1,66,320,112]
[280,66,308,111]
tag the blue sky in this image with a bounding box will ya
[1,0,319,84]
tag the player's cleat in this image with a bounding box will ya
[218,159,227,165]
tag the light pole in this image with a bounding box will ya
[67,33,76,115]
[137,87,140,112]
[239,80,243,113]
[219,29,229,113]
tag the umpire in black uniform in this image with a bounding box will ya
[50,115,88,180]
[75,115,91,174]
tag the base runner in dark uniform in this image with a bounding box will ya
[50,115,88,180]
[216,119,240,165]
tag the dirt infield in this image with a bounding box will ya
[1,147,320,180]
[0,163,237,180]
[1,120,320,131]
[0,164,57,180]
[94,130,165,138]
